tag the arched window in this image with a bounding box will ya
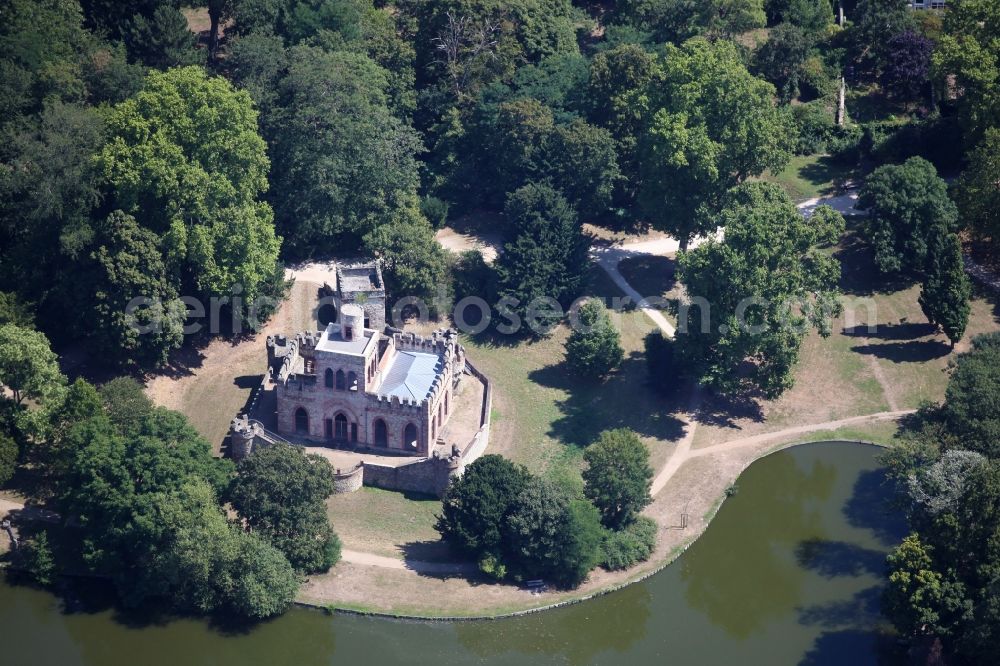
[294,407,309,434]
[438,402,443,428]
[334,413,349,440]
[335,369,346,390]
[347,371,358,391]
[373,419,388,447]
[324,368,334,388]
[445,391,449,415]
[403,423,418,450]
[431,419,436,440]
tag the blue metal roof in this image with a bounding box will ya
[377,351,443,401]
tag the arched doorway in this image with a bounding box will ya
[403,423,418,450]
[294,407,309,434]
[334,413,349,440]
[373,419,388,447]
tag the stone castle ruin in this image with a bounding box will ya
[231,259,491,498]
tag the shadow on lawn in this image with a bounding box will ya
[528,352,687,447]
[798,155,854,196]
[850,340,951,364]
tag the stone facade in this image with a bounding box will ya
[229,258,492,497]
[321,259,387,332]
[268,304,465,457]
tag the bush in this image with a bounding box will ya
[477,552,507,581]
[18,530,56,586]
[565,301,624,378]
[791,101,836,155]
[600,516,658,571]
[828,124,863,165]
[452,250,498,305]
[420,195,450,229]
[798,55,837,101]
[0,432,17,486]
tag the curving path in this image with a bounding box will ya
[651,409,914,495]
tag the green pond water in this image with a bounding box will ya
[0,441,906,666]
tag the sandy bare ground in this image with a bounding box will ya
[435,227,501,262]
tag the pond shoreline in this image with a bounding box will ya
[297,438,890,622]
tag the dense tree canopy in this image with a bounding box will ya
[495,183,589,334]
[859,157,958,280]
[638,38,792,249]
[98,66,283,334]
[228,443,341,574]
[436,454,533,558]
[677,184,844,398]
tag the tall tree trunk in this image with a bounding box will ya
[208,7,221,61]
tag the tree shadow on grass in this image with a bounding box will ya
[691,390,766,430]
[799,155,855,195]
[397,541,488,583]
[842,321,937,341]
[528,352,687,447]
[795,539,887,578]
[850,340,951,364]
[834,226,915,298]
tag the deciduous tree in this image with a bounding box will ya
[676,183,843,398]
[859,157,958,280]
[228,443,340,574]
[582,428,653,528]
[638,38,792,250]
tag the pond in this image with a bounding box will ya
[0,441,906,665]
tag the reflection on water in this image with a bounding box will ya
[0,442,906,666]
[680,453,837,639]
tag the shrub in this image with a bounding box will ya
[420,195,450,229]
[600,516,658,571]
[0,432,17,486]
[565,300,624,378]
[478,552,507,581]
[452,250,498,305]
[798,55,837,101]
[19,530,56,586]
[791,101,836,155]
[828,124,863,165]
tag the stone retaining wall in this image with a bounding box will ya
[333,464,364,493]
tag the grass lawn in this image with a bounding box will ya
[327,487,447,561]
[760,154,857,202]
[464,265,688,490]
[145,279,317,451]
[691,222,1000,450]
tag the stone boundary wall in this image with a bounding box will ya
[333,464,364,493]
